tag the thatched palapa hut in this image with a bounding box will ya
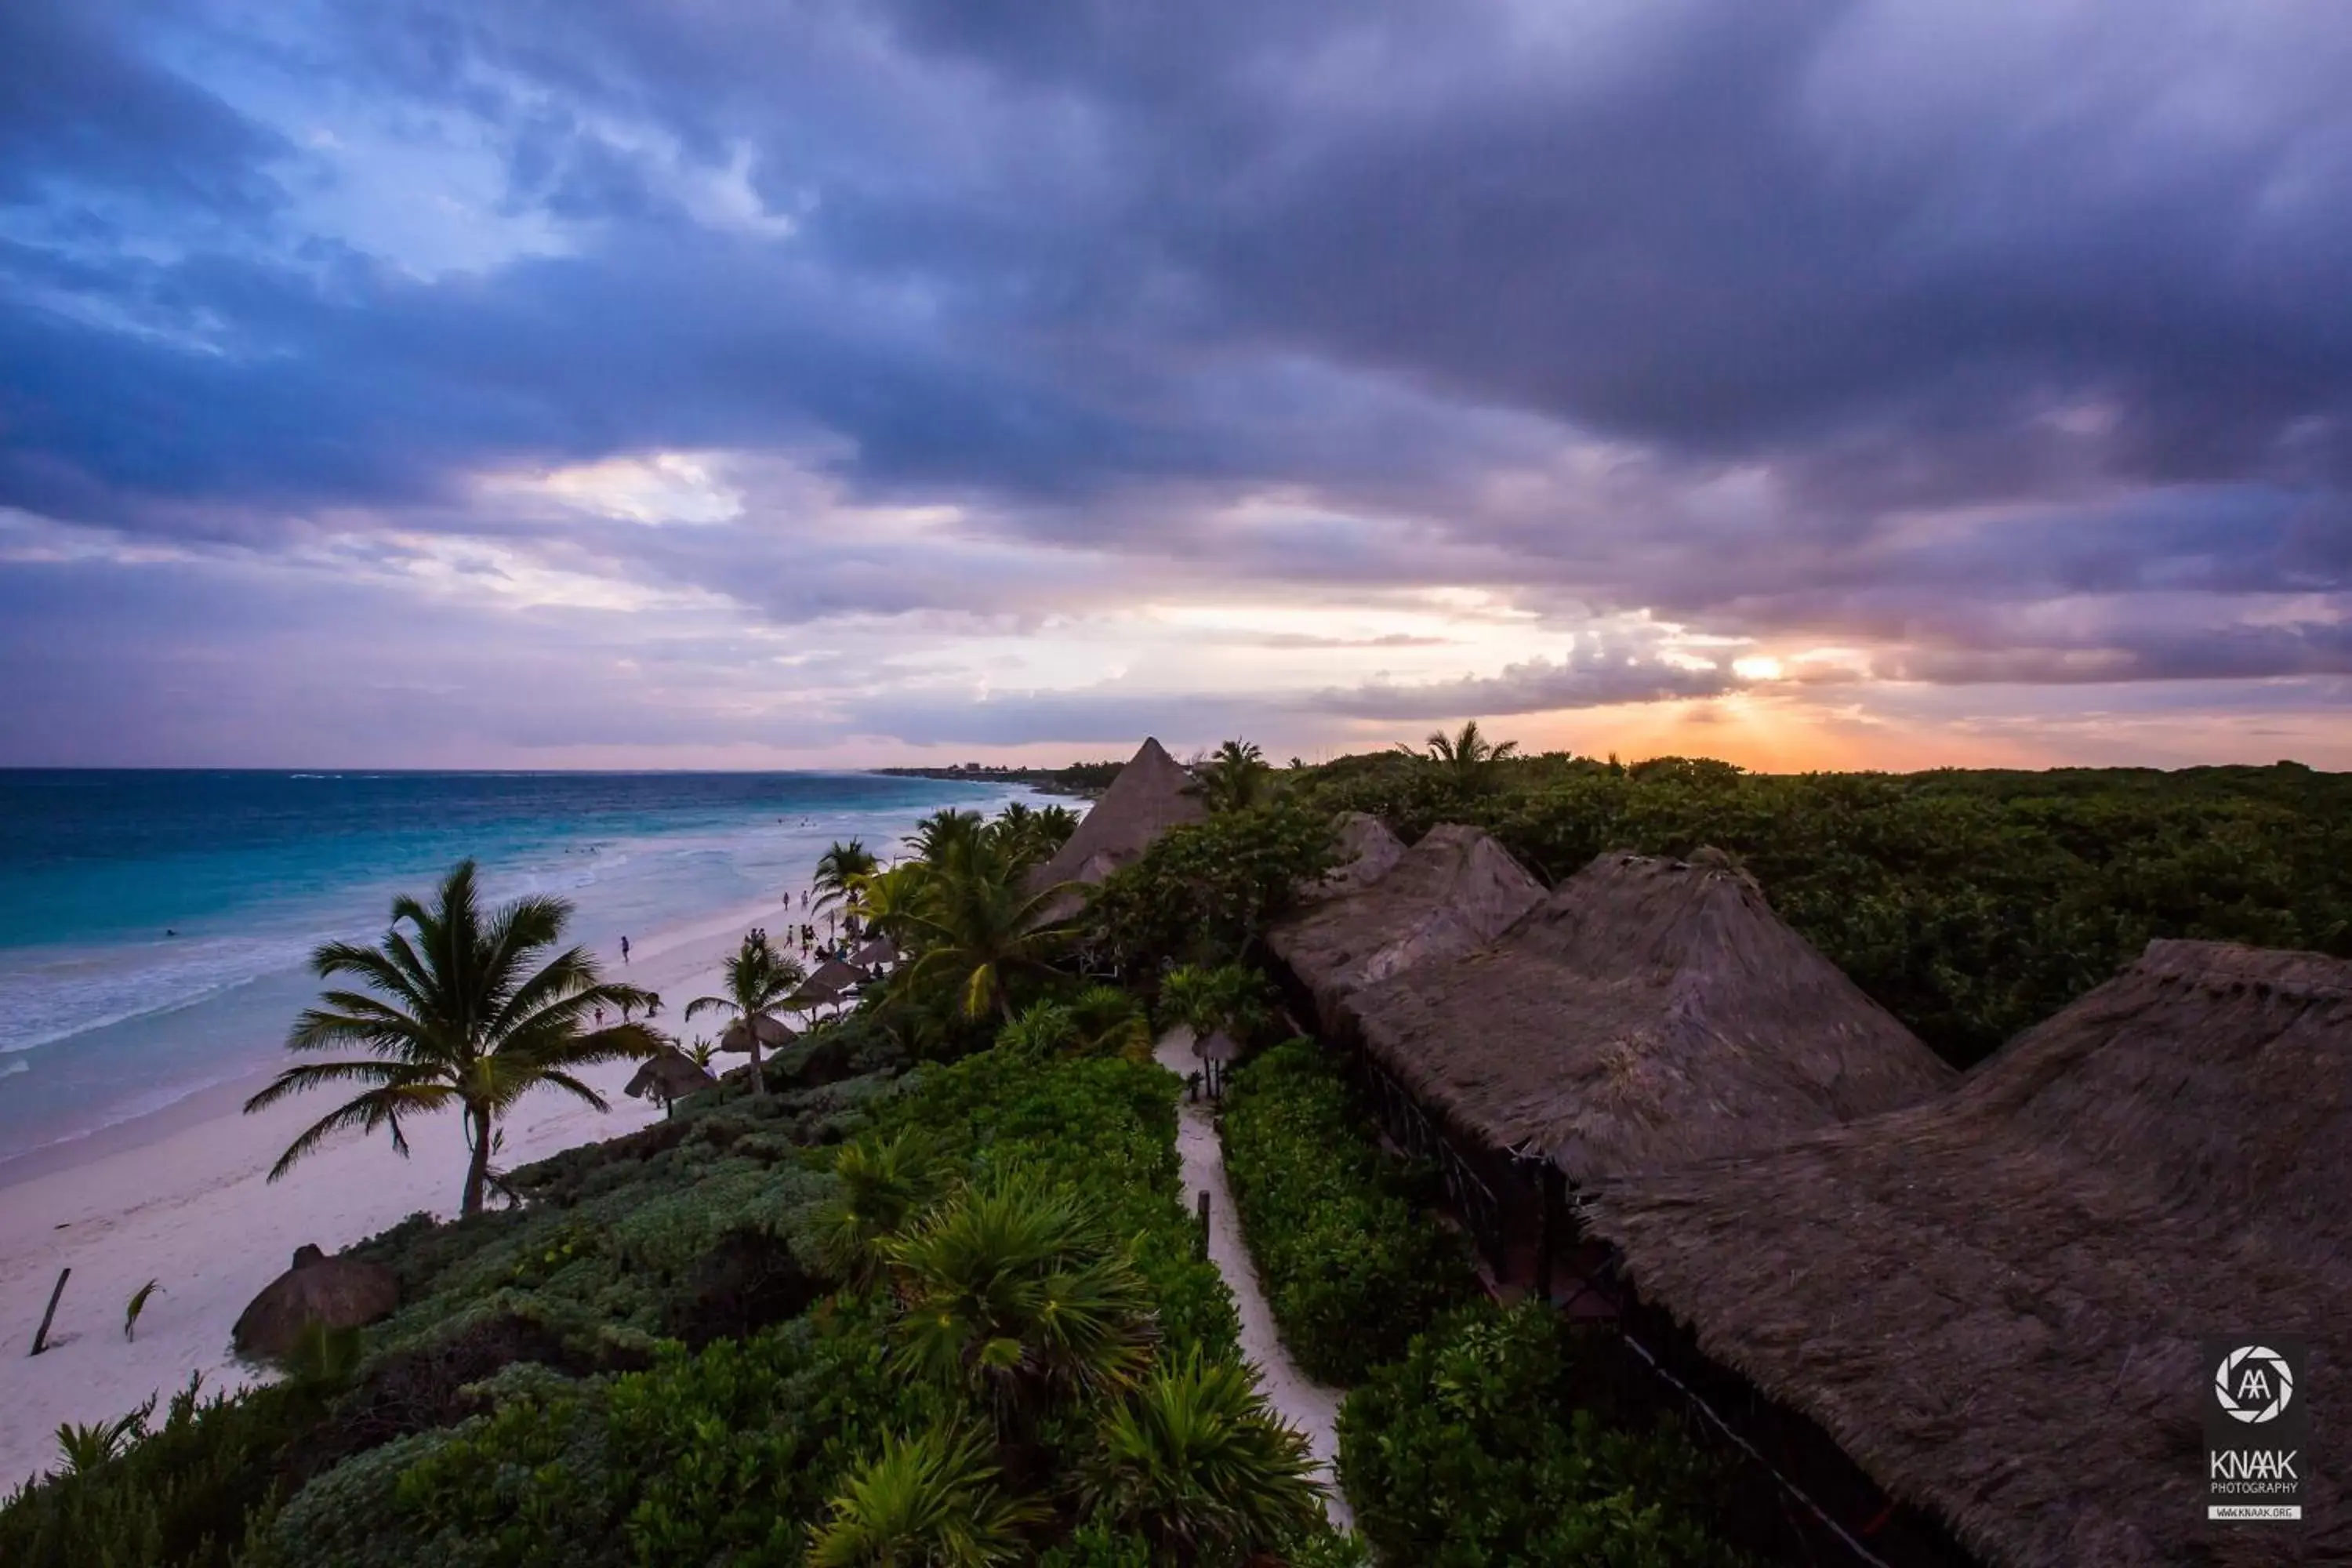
[1585,939,2352,1567]
[1026,737,1207,920]
[1265,822,1543,1028]
[626,1046,717,1113]
[718,1014,796,1054]
[1297,811,1406,903]
[233,1244,400,1362]
[1352,849,1953,1187]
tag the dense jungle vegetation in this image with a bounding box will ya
[9,739,2344,1566]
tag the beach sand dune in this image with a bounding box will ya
[0,893,808,1490]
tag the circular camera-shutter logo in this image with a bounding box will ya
[2214,1345,2295,1424]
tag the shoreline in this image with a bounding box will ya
[0,887,814,1489]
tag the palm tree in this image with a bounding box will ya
[882,1176,1157,1436]
[896,850,1079,1022]
[813,840,880,916]
[849,862,934,948]
[1082,1352,1325,1566]
[683,931,808,1095]
[905,808,985,868]
[1194,739,1272,814]
[245,861,658,1218]
[1068,983,1154,1062]
[807,1424,1046,1568]
[1395,719,1519,791]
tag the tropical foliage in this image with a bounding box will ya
[1338,1304,1750,1568]
[683,929,809,1094]
[813,840,882,916]
[244,860,659,1216]
[1084,803,1339,976]
[1193,739,1274,815]
[1219,1040,1478,1385]
[1394,720,1521,793]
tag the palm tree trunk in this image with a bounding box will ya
[750,1040,765,1096]
[460,1104,492,1218]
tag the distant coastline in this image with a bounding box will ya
[871,761,1123,798]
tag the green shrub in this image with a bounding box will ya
[1086,803,1340,975]
[1338,1303,1748,1568]
[0,1374,337,1568]
[1220,1040,1479,1385]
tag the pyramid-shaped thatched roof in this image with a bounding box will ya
[1351,850,1953,1180]
[1585,939,2352,1568]
[1268,822,1544,1026]
[1026,737,1208,913]
[1295,811,1406,906]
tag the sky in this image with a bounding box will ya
[2,0,2348,771]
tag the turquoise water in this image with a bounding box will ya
[0,771,1021,1163]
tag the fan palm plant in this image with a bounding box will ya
[807,1424,1047,1568]
[881,1175,1157,1437]
[813,840,881,916]
[1156,964,1275,1049]
[1082,1352,1326,1566]
[820,1129,946,1288]
[683,931,808,1096]
[244,861,658,1218]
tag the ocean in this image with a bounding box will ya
[0,770,1028,1166]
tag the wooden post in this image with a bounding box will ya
[1536,1163,1563,1305]
[1196,1190,1210,1258]
[31,1268,68,1356]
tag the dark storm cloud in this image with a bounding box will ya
[0,2,285,210]
[5,0,2352,761]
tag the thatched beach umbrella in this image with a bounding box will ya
[718,1014,796,1054]
[1025,737,1209,922]
[626,1047,717,1116]
[807,956,864,994]
[1584,938,2352,1568]
[232,1244,399,1362]
[850,934,898,968]
[1267,822,1544,1031]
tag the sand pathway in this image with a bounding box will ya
[1153,1029,1353,1530]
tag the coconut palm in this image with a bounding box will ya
[1082,1352,1326,1566]
[813,840,880,916]
[1194,739,1272,815]
[881,1176,1157,1435]
[245,861,658,1218]
[905,808,985,868]
[895,849,1080,1022]
[807,1424,1046,1568]
[683,931,808,1095]
[848,862,934,946]
[1395,719,1519,791]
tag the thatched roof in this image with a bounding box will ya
[1026,738,1208,916]
[719,1013,796,1053]
[807,956,865,994]
[1351,850,1952,1181]
[1267,822,1544,1025]
[1295,811,1406,905]
[233,1247,400,1362]
[851,934,898,967]
[626,1047,717,1102]
[1585,939,2352,1568]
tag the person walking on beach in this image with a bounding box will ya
[620,935,630,964]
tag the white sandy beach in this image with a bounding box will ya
[0,888,820,1490]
